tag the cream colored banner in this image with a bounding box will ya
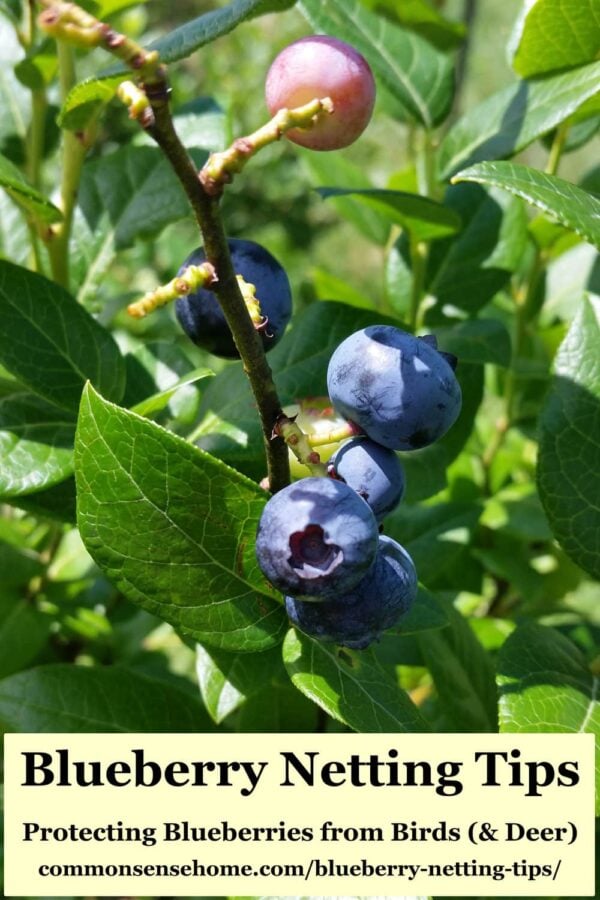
[3,732,595,896]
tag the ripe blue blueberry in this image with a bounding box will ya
[328,436,405,522]
[255,476,378,601]
[327,326,462,450]
[176,238,292,359]
[285,534,418,649]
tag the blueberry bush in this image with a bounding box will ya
[0,1,599,886]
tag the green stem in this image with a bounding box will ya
[47,41,86,290]
[545,120,570,176]
[27,89,47,189]
[416,129,435,199]
[408,237,427,332]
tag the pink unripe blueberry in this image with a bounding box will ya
[265,35,376,151]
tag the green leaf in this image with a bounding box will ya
[432,319,512,368]
[196,301,397,479]
[58,75,124,131]
[396,585,449,634]
[0,393,75,498]
[497,622,600,812]
[317,188,461,241]
[0,542,42,586]
[0,191,29,266]
[0,663,213,732]
[283,628,430,732]
[537,296,600,579]
[75,384,287,652]
[8,476,77,523]
[360,0,466,50]
[299,0,454,127]
[0,262,125,412]
[235,682,319,732]
[453,161,600,250]
[438,60,600,180]
[131,367,214,419]
[195,643,283,724]
[78,144,207,249]
[510,0,600,78]
[0,591,51,679]
[0,151,62,225]
[418,596,498,732]
[14,38,58,90]
[302,151,390,245]
[386,503,482,585]
[425,183,529,317]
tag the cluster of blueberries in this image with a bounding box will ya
[255,327,462,649]
[173,36,463,649]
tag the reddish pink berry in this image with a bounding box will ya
[265,35,376,151]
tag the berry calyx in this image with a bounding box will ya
[265,35,376,151]
[255,476,379,601]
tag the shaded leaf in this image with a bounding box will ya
[0,151,62,225]
[78,144,207,249]
[510,0,600,78]
[75,384,287,652]
[426,183,529,317]
[8,477,77,523]
[453,161,600,249]
[438,60,600,180]
[538,296,600,579]
[0,262,125,412]
[195,643,283,724]
[131,367,214,419]
[396,585,448,635]
[432,319,512,367]
[283,628,430,732]
[418,595,498,732]
[299,0,454,127]
[0,392,74,498]
[0,591,51,680]
[497,622,599,812]
[317,187,461,241]
[0,663,213,732]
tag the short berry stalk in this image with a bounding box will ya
[306,419,362,447]
[127,262,217,319]
[200,97,334,196]
[274,414,328,477]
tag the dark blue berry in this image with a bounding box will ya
[285,534,417,649]
[176,238,292,359]
[329,436,405,522]
[255,476,378,601]
[327,326,462,450]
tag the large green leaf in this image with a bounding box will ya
[432,319,512,368]
[78,144,207,250]
[317,188,461,241]
[75,384,287,652]
[0,151,62,225]
[425,183,529,317]
[510,0,600,78]
[537,296,600,579]
[0,663,213,732]
[418,596,498,732]
[437,60,600,180]
[0,262,125,412]
[497,622,600,812]
[0,393,74,498]
[196,301,397,479]
[454,161,600,250]
[283,628,430,732]
[299,0,454,127]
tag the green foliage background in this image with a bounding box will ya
[0,0,599,897]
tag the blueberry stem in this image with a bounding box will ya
[200,97,334,196]
[306,420,362,447]
[39,0,291,493]
[127,262,217,319]
[274,415,328,477]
